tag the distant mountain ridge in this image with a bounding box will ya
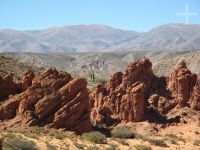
[0,23,200,52]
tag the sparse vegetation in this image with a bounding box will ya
[118,139,129,145]
[45,141,57,150]
[111,126,135,139]
[164,133,186,144]
[74,142,84,149]
[82,131,107,144]
[87,146,99,150]
[0,55,45,82]
[148,138,168,147]
[164,134,178,139]
[106,143,118,150]
[164,134,178,144]
[135,133,167,147]
[3,133,38,150]
[134,145,152,150]
[54,133,66,140]
[135,133,148,141]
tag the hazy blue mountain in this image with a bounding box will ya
[0,24,200,52]
[0,25,140,52]
[107,24,200,51]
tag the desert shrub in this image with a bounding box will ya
[74,142,84,149]
[111,126,135,139]
[195,131,200,134]
[82,131,106,144]
[134,145,152,150]
[45,142,57,150]
[106,143,118,150]
[135,133,167,147]
[164,134,178,144]
[118,139,129,145]
[148,138,168,147]
[164,133,186,143]
[135,133,148,141]
[87,146,99,150]
[164,134,178,139]
[54,133,66,140]
[3,133,38,150]
[193,140,200,146]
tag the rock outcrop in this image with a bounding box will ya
[190,77,200,111]
[90,58,164,126]
[0,73,20,100]
[20,69,35,91]
[1,58,200,131]
[90,58,200,126]
[0,68,92,134]
[0,70,35,100]
[167,61,197,107]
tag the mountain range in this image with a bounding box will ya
[0,23,200,52]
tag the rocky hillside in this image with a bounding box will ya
[4,50,200,79]
[0,54,45,81]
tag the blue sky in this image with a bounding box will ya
[0,0,199,31]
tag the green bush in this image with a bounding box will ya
[111,126,135,139]
[82,131,106,144]
[3,133,38,150]
[134,145,152,150]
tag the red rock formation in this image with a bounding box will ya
[1,58,200,131]
[190,77,200,111]
[0,70,35,101]
[90,58,200,126]
[0,73,20,100]
[0,68,92,134]
[20,69,35,91]
[90,58,161,126]
[167,61,197,107]
[148,94,176,115]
